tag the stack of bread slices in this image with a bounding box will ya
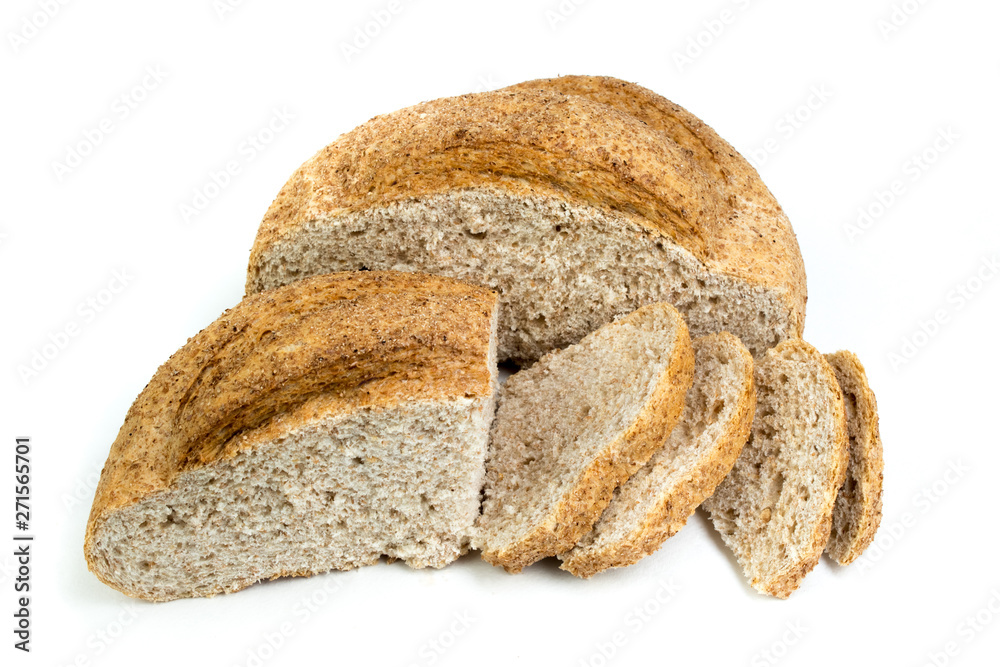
[85,76,883,602]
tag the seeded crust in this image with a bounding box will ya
[246,75,806,360]
[559,333,755,578]
[824,351,884,565]
[703,339,849,599]
[84,272,499,598]
[477,303,695,573]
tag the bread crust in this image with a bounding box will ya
[510,76,807,334]
[559,333,755,578]
[84,271,499,590]
[246,75,805,340]
[823,350,884,565]
[480,304,695,572]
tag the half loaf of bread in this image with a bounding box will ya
[824,351,884,565]
[703,339,848,598]
[560,332,755,578]
[246,75,806,362]
[85,271,499,601]
[475,302,694,573]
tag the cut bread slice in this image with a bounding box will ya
[560,332,755,578]
[475,302,695,573]
[824,351,884,565]
[703,339,848,598]
[246,75,806,362]
[85,271,499,601]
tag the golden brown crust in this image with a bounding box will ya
[757,340,849,599]
[823,350,884,566]
[480,307,695,573]
[246,76,806,337]
[559,333,755,578]
[509,76,807,334]
[84,271,498,568]
[249,86,716,277]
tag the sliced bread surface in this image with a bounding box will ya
[560,332,755,578]
[85,271,499,601]
[246,75,806,361]
[475,302,695,573]
[703,339,848,598]
[824,351,884,565]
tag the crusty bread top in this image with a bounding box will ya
[247,75,806,333]
[250,83,715,266]
[510,76,806,332]
[85,271,498,552]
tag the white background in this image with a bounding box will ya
[2,1,998,666]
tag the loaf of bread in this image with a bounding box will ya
[85,271,499,601]
[246,75,806,362]
[85,73,882,602]
[475,302,694,572]
[703,340,848,598]
[560,332,755,577]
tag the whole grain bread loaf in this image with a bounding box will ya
[85,271,499,601]
[246,75,806,362]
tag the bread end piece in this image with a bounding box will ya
[823,351,884,566]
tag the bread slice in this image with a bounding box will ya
[475,302,694,573]
[246,75,806,362]
[824,351,884,565]
[84,271,500,601]
[560,332,755,578]
[703,339,848,598]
